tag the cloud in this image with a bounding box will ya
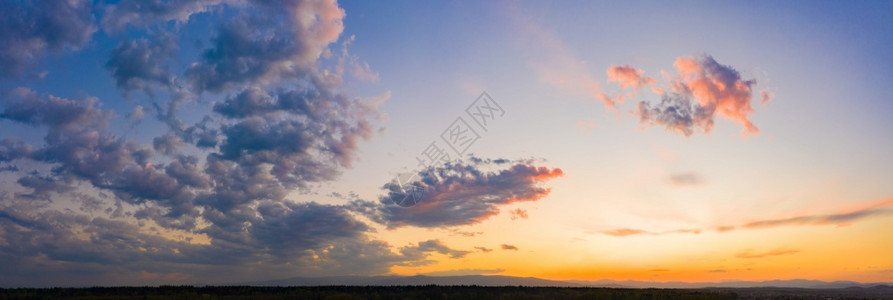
[105,33,180,96]
[401,240,470,259]
[740,200,893,229]
[760,89,775,104]
[101,0,233,31]
[597,228,701,237]
[598,199,893,237]
[735,247,800,259]
[607,65,655,90]
[509,208,529,220]
[600,228,648,237]
[635,55,761,136]
[0,136,33,162]
[0,0,97,78]
[448,229,482,237]
[474,246,493,253]
[354,158,563,229]
[0,0,398,286]
[668,172,703,186]
[501,244,519,251]
[185,0,345,93]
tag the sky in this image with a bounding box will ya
[1,0,893,287]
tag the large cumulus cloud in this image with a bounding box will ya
[0,0,404,286]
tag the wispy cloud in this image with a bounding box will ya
[474,246,493,253]
[501,244,519,251]
[509,6,610,108]
[668,172,704,186]
[597,199,893,237]
[740,200,893,229]
[598,228,701,237]
[736,247,800,259]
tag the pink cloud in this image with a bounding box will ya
[509,208,528,220]
[607,65,655,90]
[634,55,763,136]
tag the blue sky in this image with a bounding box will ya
[1,0,892,286]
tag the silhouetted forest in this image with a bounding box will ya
[1,285,892,299]
[0,286,734,300]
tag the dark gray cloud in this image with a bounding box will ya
[404,239,470,259]
[185,0,345,93]
[105,33,180,96]
[15,175,74,200]
[0,136,33,162]
[0,0,97,78]
[354,158,563,229]
[0,89,188,207]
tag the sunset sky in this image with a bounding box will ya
[1,0,893,287]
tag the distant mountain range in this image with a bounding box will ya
[241,275,892,289]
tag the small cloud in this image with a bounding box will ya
[708,269,727,273]
[509,208,528,220]
[402,240,470,259]
[668,172,703,186]
[736,247,800,259]
[474,246,493,253]
[600,228,648,237]
[501,244,519,251]
[760,89,775,104]
[606,65,655,90]
[576,120,596,135]
[448,229,483,237]
[716,226,736,232]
